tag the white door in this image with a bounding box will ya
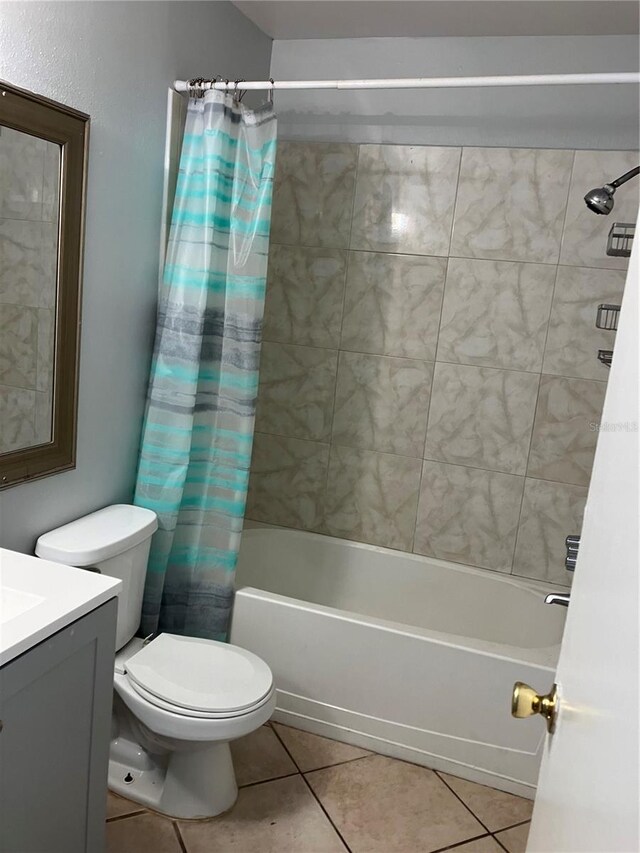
[526,222,639,852]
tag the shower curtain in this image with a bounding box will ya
[134,89,277,641]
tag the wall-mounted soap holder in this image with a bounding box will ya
[606,222,635,258]
[565,535,580,572]
[596,303,621,331]
[598,349,613,368]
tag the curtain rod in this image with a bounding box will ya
[173,72,639,93]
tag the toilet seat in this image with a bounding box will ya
[124,633,273,718]
[113,671,276,742]
[126,676,275,718]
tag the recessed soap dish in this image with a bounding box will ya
[597,349,613,368]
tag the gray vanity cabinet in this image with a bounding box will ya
[0,598,117,853]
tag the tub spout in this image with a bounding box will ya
[545,592,570,607]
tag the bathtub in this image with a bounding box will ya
[230,527,567,798]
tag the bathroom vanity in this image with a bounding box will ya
[0,549,121,853]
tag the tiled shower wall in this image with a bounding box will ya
[246,143,638,585]
[0,127,59,452]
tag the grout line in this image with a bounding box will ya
[299,773,353,853]
[301,753,374,775]
[271,237,630,273]
[556,150,578,267]
[508,255,562,576]
[446,148,465,263]
[270,722,353,853]
[507,372,542,575]
[495,818,532,833]
[429,832,495,853]
[238,770,300,789]
[172,821,188,853]
[493,835,511,853]
[320,144,363,529]
[408,253,451,553]
[105,809,147,823]
[260,337,616,380]
[434,771,492,835]
[255,425,591,492]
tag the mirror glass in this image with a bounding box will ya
[0,126,60,453]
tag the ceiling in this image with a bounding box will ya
[232,1,640,39]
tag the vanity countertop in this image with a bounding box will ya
[0,548,122,667]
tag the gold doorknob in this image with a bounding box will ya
[511,681,558,733]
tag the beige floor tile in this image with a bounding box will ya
[273,723,371,772]
[454,837,504,852]
[439,773,534,832]
[178,775,346,853]
[306,754,484,853]
[494,821,531,853]
[231,724,298,786]
[106,812,182,853]
[106,791,144,819]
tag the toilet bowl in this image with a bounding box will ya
[36,505,275,819]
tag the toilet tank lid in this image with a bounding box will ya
[35,504,158,567]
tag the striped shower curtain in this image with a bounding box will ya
[134,90,277,641]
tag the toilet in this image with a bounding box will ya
[35,504,275,819]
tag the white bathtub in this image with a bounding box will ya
[231,527,567,798]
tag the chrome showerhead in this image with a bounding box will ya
[584,184,616,215]
[584,166,640,215]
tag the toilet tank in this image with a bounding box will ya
[35,505,158,651]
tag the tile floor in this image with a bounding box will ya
[106,722,532,853]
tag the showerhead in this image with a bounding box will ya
[584,184,616,215]
[584,166,640,215]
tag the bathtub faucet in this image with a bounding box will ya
[545,592,570,607]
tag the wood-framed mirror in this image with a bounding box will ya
[0,81,88,489]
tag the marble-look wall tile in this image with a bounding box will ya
[542,266,626,381]
[42,141,61,223]
[0,384,36,452]
[0,303,38,388]
[0,219,55,307]
[414,461,524,572]
[340,251,446,360]
[513,478,587,584]
[527,375,606,487]
[36,308,55,392]
[323,445,422,550]
[436,258,556,371]
[332,352,433,457]
[270,142,357,248]
[248,141,618,576]
[451,147,574,263]
[560,150,639,270]
[425,363,539,475]
[34,389,53,445]
[255,342,338,442]
[41,221,59,307]
[263,244,347,348]
[350,145,461,256]
[246,433,329,530]
[0,127,45,221]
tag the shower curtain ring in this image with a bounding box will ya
[268,78,275,105]
[233,79,247,103]
[188,77,204,98]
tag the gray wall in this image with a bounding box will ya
[0,1,272,552]
[270,35,639,148]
